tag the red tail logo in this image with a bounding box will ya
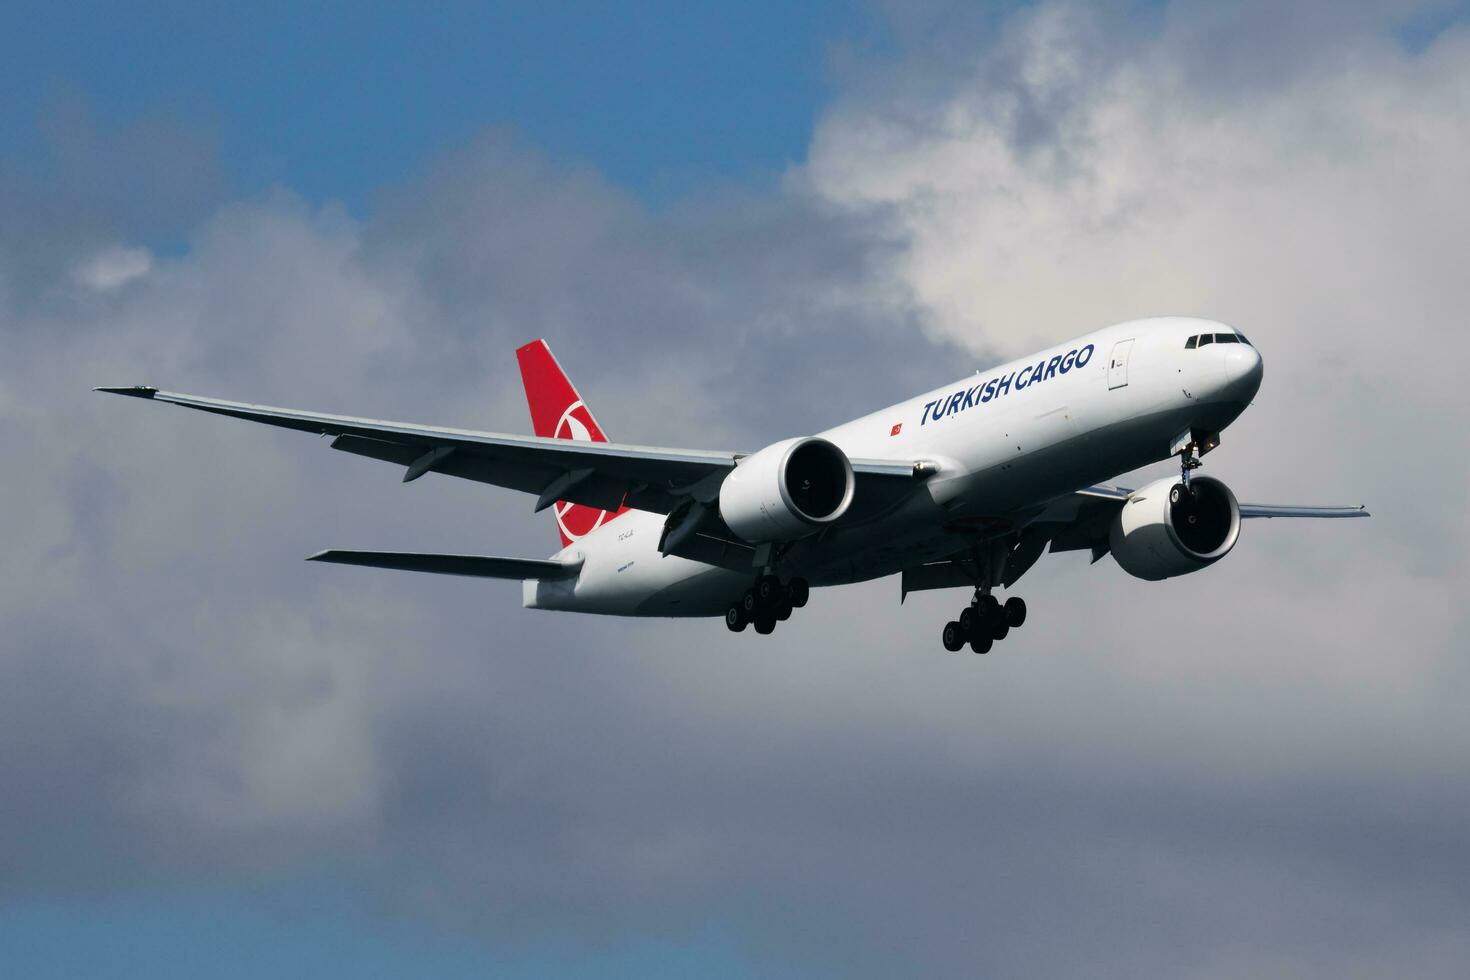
[515,340,628,547]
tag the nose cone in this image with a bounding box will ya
[1221,342,1263,403]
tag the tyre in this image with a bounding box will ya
[776,600,793,622]
[725,605,747,632]
[979,594,1001,621]
[991,618,1010,641]
[742,589,758,614]
[942,621,965,652]
[789,578,810,608]
[1170,484,1183,504]
[958,606,976,636]
[970,632,992,654]
[756,575,781,606]
[1004,596,1027,628]
[754,615,776,635]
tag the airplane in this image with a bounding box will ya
[97,316,1367,653]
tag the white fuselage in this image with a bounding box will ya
[525,317,1264,616]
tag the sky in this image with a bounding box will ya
[1,2,1469,978]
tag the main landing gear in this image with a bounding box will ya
[725,574,810,634]
[941,591,1027,654]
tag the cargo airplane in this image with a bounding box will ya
[99,317,1367,653]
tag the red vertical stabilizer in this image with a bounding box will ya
[515,339,627,547]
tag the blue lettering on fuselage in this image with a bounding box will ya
[919,343,1095,425]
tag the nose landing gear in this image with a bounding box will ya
[1169,427,1219,501]
[940,590,1027,653]
[725,574,810,634]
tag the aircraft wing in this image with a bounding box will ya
[95,386,922,517]
[1048,483,1368,564]
[1074,483,1370,518]
[905,482,1370,597]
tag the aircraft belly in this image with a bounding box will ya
[524,510,745,617]
[633,567,750,617]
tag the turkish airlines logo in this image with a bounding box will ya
[553,400,609,542]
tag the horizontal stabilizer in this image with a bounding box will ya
[306,550,581,580]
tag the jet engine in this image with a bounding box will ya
[1109,476,1241,581]
[719,437,855,543]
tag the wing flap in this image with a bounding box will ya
[306,550,582,580]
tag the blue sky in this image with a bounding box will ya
[1,886,824,980]
[1,1,882,209]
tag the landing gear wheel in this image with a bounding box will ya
[991,618,1010,641]
[741,589,758,615]
[979,594,1001,622]
[788,578,810,608]
[970,632,992,654]
[776,599,793,622]
[958,606,977,635]
[942,621,965,652]
[1004,596,1027,628]
[725,604,747,632]
[754,615,776,635]
[755,575,781,607]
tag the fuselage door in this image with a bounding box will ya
[1107,338,1134,390]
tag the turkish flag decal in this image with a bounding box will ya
[890,422,903,437]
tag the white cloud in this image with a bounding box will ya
[809,6,1470,359]
[72,244,153,290]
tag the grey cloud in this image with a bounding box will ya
[0,90,227,312]
[2,4,1469,978]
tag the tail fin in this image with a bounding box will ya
[515,340,626,547]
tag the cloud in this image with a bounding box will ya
[805,0,1470,577]
[1,4,1468,977]
[72,245,153,290]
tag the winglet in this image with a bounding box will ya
[94,386,159,398]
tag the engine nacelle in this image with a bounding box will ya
[1109,476,1241,581]
[719,437,855,543]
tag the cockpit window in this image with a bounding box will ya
[1184,336,1197,349]
[1216,333,1240,344]
[1236,333,1251,345]
[1197,334,1214,347]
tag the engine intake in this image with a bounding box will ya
[719,437,855,543]
[1109,476,1241,581]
